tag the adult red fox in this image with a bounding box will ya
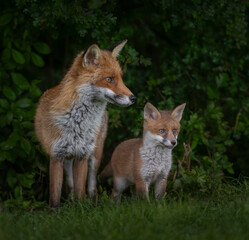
[35,40,136,208]
[100,102,185,202]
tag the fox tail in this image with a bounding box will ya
[98,161,113,183]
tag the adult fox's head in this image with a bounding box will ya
[143,103,186,149]
[74,40,135,107]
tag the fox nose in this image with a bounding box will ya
[171,140,176,146]
[129,95,136,103]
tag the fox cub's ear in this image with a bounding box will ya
[144,102,161,121]
[82,44,101,68]
[108,40,127,59]
[171,103,186,122]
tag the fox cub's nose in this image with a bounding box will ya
[129,95,136,104]
[171,140,176,146]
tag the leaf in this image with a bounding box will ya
[0,151,11,162]
[3,86,16,101]
[23,201,31,209]
[16,98,32,108]
[37,161,48,172]
[6,112,13,124]
[0,13,12,26]
[227,166,234,174]
[7,169,17,188]
[0,115,7,127]
[88,0,106,9]
[216,73,229,88]
[191,136,199,150]
[33,42,51,55]
[12,49,25,64]
[6,131,20,148]
[21,121,34,129]
[173,179,182,189]
[21,138,31,154]
[19,173,35,188]
[11,73,30,90]
[30,84,42,97]
[0,99,9,109]
[207,86,219,99]
[14,186,22,199]
[31,52,45,67]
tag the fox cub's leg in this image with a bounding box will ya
[63,160,74,198]
[49,157,64,208]
[113,176,129,204]
[135,179,149,201]
[154,176,168,200]
[73,157,88,200]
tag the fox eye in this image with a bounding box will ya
[173,129,177,134]
[158,129,165,134]
[105,77,114,84]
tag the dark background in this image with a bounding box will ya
[0,0,249,206]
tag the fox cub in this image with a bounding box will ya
[100,102,185,202]
[35,40,136,208]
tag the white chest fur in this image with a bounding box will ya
[140,134,172,184]
[52,84,107,161]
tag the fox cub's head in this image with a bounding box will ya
[143,103,186,149]
[77,40,135,107]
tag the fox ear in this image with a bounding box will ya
[108,40,127,59]
[144,102,161,121]
[171,103,186,122]
[82,44,101,68]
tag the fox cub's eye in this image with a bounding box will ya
[158,129,165,134]
[173,129,177,134]
[105,77,114,84]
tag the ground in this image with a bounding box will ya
[0,180,249,240]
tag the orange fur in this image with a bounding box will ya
[35,41,134,208]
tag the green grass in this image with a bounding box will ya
[1,180,249,240]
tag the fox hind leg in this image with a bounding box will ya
[49,157,63,208]
[113,176,130,204]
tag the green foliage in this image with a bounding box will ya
[0,0,249,206]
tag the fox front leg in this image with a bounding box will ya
[154,176,168,200]
[87,155,99,204]
[73,157,88,201]
[88,113,108,203]
[64,159,74,199]
[135,179,150,201]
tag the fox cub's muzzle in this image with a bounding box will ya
[162,137,177,149]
